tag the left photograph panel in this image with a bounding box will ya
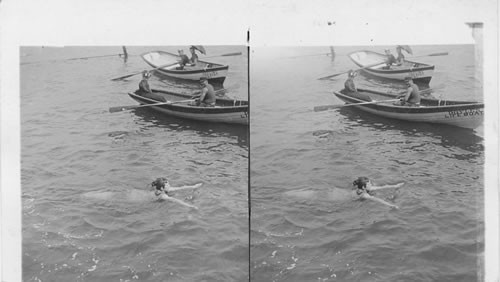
[20,46,249,281]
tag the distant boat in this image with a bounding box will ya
[141,51,229,85]
[334,88,483,129]
[348,50,435,84]
[128,88,248,125]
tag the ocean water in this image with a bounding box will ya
[18,44,486,282]
[250,45,484,281]
[21,46,249,281]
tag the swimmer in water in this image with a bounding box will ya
[353,176,404,209]
[151,177,202,209]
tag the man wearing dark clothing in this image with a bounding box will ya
[384,49,397,68]
[138,71,152,95]
[196,78,216,107]
[177,49,190,69]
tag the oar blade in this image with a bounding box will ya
[313,104,342,112]
[109,105,138,113]
[428,52,448,56]
[219,52,242,56]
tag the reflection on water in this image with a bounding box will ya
[132,107,249,149]
[337,107,483,154]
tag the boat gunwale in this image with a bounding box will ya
[128,91,248,114]
[333,90,483,114]
[140,50,229,72]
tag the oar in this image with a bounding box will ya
[67,54,126,61]
[109,99,195,113]
[285,52,332,59]
[314,99,400,112]
[203,52,242,58]
[318,61,385,80]
[410,52,448,58]
[110,52,242,81]
[110,62,180,81]
[391,84,445,97]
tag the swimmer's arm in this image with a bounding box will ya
[163,194,198,210]
[370,182,404,191]
[363,193,399,209]
[168,183,202,191]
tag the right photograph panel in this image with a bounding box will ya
[250,45,484,281]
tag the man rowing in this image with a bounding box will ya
[396,77,421,107]
[177,49,191,69]
[192,78,216,107]
[384,49,397,69]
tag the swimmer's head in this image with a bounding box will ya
[353,177,370,189]
[152,177,169,190]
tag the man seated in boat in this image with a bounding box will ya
[396,77,421,107]
[189,46,199,65]
[137,70,152,95]
[384,49,398,69]
[342,70,374,102]
[176,49,192,70]
[135,70,167,102]
[344,70,358,92]
[151,177,202,209]
[192,78,216,107]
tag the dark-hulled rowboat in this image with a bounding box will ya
[349,50,435,84]
[333,88,483,129]
[141,51,229,85]
[128,89,248,125]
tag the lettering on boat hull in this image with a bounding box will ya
[205,71,219,78]
[445,109,484,119]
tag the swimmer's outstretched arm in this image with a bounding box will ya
[370,182,404,191]
[363,193,399,209]
[163,194,199,210]
[167,183,203,191]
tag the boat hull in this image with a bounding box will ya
[128,89,248,125]
[142,51,228,85]
[349,51,435,84]
[334,89,483,129]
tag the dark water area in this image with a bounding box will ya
[250,45,484,281]
[21,46,249,281]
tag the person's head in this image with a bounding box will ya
[178,49,184,55]
[353,177,371,189]
[190,46,196,53]
[199,78,208,86]
[385,49,391,54]
[142,70,151,79]
[404,77,413,86]
[348,70,357,78]
[151,177,169,190]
